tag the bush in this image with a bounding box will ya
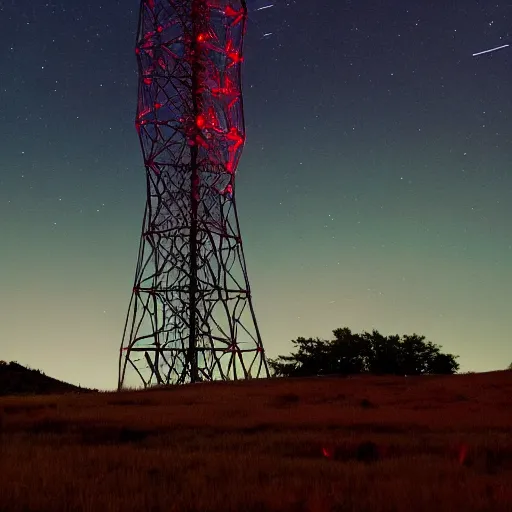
[269,327,459,378]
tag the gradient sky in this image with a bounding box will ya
[1,0,511,390]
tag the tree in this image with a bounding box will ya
[268,328,459,378]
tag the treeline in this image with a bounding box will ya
[268,327,459,378]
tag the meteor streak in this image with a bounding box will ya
[255,4,274,11]
[472,44,509,57]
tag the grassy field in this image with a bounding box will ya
[1,371,511,512]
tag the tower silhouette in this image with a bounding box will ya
[118,0,269,389]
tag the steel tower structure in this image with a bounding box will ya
[118,0,269,389]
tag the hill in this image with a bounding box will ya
[0,361,95,395]
[0,371,511,511]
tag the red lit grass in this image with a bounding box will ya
[1,371,512,512]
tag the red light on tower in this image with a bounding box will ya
[226,127,244,151]
[196,114,206,129]
[225,5,244,26]
[225,5,238,17]
[228,51,242,65]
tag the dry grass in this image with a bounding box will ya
[1,371,512,512]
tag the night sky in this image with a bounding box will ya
[1,0,511,390]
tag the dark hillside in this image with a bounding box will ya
[0,361,95,395]
[1,371,512,512]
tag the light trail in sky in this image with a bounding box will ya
[472,44,509,57]
[255,4,274,11]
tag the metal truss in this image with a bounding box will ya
[118,0,269,388]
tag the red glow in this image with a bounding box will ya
[197,33,207,43]
[225,6,238,17]
[138,107,152,118]
[154,102,162,109]
[211,87,228,97]
[156,25,164,33]
[227,97,239,110]
[225,5,244,26]
[143,77,152,85]
[228,51,242,65]
[225,40,243,66]
[211,75,239,99]
[196,114,206,129]
[206,106,219,128]
[226,127,244,152]
[195,135,209,149]
[322,447,334,459]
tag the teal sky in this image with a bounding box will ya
[1,0,511,389]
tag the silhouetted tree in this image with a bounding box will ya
[268,328,459,378]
